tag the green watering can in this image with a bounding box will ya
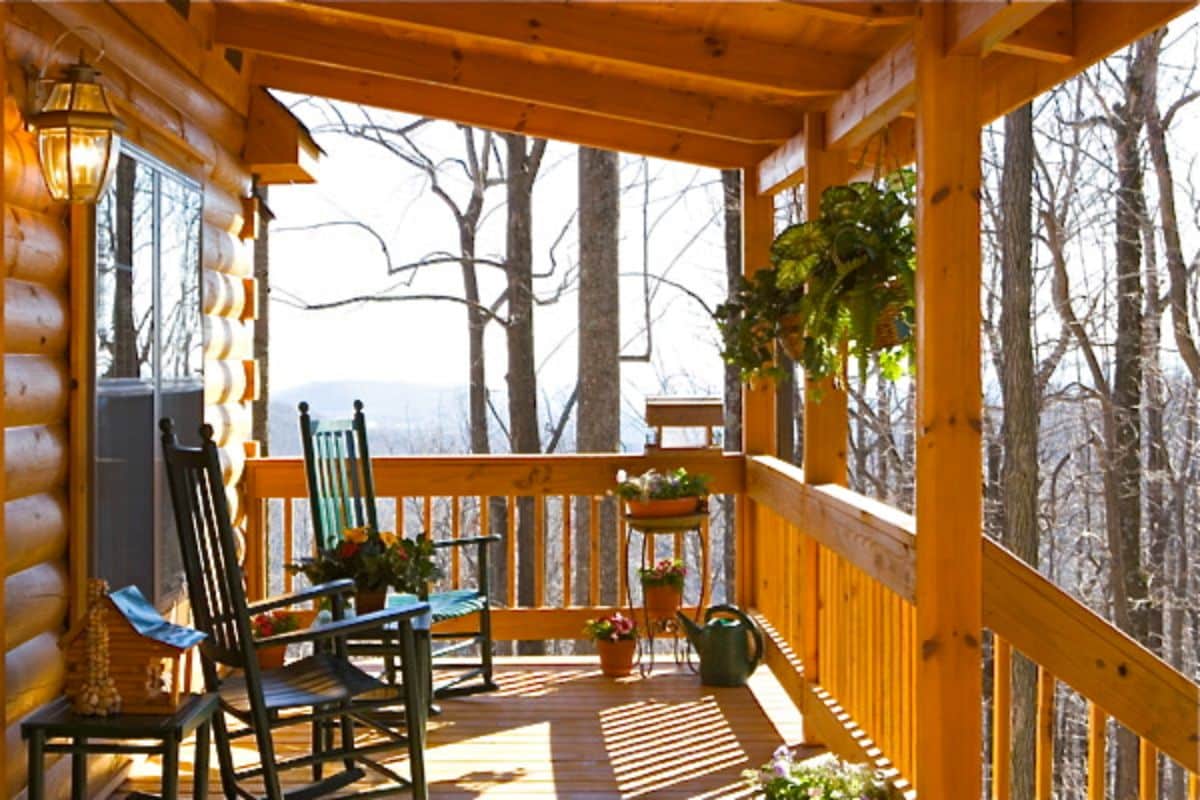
[677,604,764,687]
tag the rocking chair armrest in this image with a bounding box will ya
[429,534,501,549]
[245,579,356,615]
[254,600,433,648]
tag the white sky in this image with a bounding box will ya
[267,101,735,427]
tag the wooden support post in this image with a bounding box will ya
[799,111,850,690]
[0,8,8,790]
[736,175,776,609]
[914,4,984,797]
[68,204,97,623]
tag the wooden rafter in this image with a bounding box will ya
[251,56,770,169]
[827,38,916,151]
[214,2,805,143]
[948,1,1064,57]
[295,1,875,98]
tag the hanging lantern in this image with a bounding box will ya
[31,57,122,204]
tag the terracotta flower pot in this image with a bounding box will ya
[355,589,387,615]
[625,498,700,518]
[257,645,286,671]
[597,638,636,677]
[642,583,683,621]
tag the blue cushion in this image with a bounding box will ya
[388,590,486,624]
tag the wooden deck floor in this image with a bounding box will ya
[118,658,808,798]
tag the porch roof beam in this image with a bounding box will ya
[293,1,876,98]
[250,57,771,170]
[213,2,804,144]
[948,1,1069,59]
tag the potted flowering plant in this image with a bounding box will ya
[638,557,686,621]
[583,613,638,677]
[250,609,304,670]
[745,749,895,799]
[286,526,441,614]
[616,468,711,518]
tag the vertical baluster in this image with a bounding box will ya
[450,496,461,590]
[589,497,600,606]
[479,496,489,587]
[507,496,517,607]
[699,514,711,613]
[534,494,545,608]
[1035,667,1055,800]
[992,636,1012,800]
[1087,701,1106,800]
[1139,739,1158,800]
[422,496,433,535]
[562,495,572,606]
[1188,770,1198,800]
[395,497,405,538]
[283,498,295,594]
[618,515,628,609]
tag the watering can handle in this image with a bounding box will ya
[704,604,764,670]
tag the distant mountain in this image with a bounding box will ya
[272,380,466,425]
[269,381,471,455]
[266,379,665,456]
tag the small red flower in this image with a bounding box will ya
[337,540,360,559]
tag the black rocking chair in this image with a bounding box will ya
[298,400,500,698]
[159,419,431,800]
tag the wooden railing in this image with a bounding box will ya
[744,455,1200,798]
[242,451,743,640]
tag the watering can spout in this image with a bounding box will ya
[676,611,707,657]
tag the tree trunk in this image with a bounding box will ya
[574,147,621,607]
[503,133,546,655]
[997,102,1039,800]
[720,169,742,597]
[1111,47,1150,800]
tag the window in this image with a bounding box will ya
[94,146,203,606]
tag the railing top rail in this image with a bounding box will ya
[744,454,1199,771]
[245,450,746,499]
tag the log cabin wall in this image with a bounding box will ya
[2,2,257,794]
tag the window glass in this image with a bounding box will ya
[93,147,203,606]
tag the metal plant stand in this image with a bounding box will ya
[622,512,711,676]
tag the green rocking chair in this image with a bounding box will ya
[299,400,501,698]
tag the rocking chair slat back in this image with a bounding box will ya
[300,400,379,548]
[159,419,253,668]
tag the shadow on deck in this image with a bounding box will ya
[118,658,811,799]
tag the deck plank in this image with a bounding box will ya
[117,659,807,798]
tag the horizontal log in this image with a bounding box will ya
[203,224,252,277]
[207,402,252,447]
[5,424,67,501]
[203,267,247,319]
[203,183,248,236]
[5,279,68,356]
[203,316,252,360]
[3,129,56,214]
[26,0,246,155]
[4,205,68,286]
[5,354,68,427]
[5,632,66,721]
[205,358,248,405]
[219,443,246,488]
[5,492,68,576]
[246,451,746,499]
[5,562,68,651]
[983,540,1199,771]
